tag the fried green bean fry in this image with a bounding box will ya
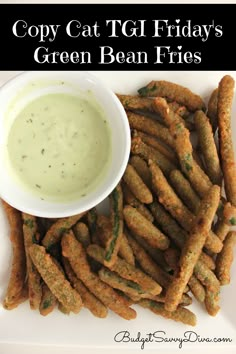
[138,80,205,112]
[29,244,83,314]
[126,233,172,289]
[193,260,221,316]
[150,161,222,253]
[218,75,236,206]
[87,244,162,295]
[149,160,194,230]
[130,232,170,272]
[150,200,186,248]
[99,267,147,300]
[22,213,42,310]
[39,283,57,316]
[216,231,236,285]
[97,215,135,265]
[104,184,123,266]
[123,164,153,204]
[61,232,136,320]
[117,94,155,112]
[169,169,201,214]
[164,248,206,303]
[131,137,176,176]
[2,200,26,310]
[143,293,192,306]
[73,222,90,248]
[63,258,108,318]
[42,211,87,251]
[194,110,222,185]
[123,205,170,250]
[122,181,154,222]
[127,111,175,148]
[139,299,197,326]
[194,260,220,292]
[205,288,220,316]
[165,185,220,312]
[153,97,213,197]
[134,131,177,163]
[129,155,152,188]
[207,88,218,133]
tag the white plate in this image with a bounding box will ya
[0,71,236,354]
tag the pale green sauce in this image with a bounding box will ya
[7,93,111,202]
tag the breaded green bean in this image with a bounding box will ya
[143,293,192,306]
[123,164,153,204]
[122,181,154,222]
[131,232,170,272]
[164,185,220,312]
[97,214,135,266]
[22,213,42,310]
[119,232,136,266]
[165,248,206,303]
[138,80,205,112]
[99,267,146,299]
[29,244,82,313]
[194,110,222,185]
[127,111,175,148]
[61,232,136,320]
[139,299,196,326]
[152,96,194,131]
[117,94,155,112]
[215,231,236,285]
[131,137,176,176]
[39,283,57,316]
[170,120,212,197]
[153,97,213,197]
[87,244,162,295]
[214,200,232,241]
[205,288,220,316]
[2,201,26,310]
[150,160,222,253]
[134,130,177,163]
[42,211,87,251]
[188,276,206,303]
[215,221,230,242]
[123,205,169,250]
[150,200,214,271]
[73,222,90,248]
[149,200,187,248]
[149,160,194,230]
[194,261,221,316]
[164,248,206,303]
[214,220,230,242]
[125,233,172,289]
[104,184,123,266]
[129,155,152,188]
[168,101,190,118]
[169,169,201,214]
[63,258,108,318]
[207,88,218,133]
[199,252,215,271]
[117,94,191,119]
[218,75,236,206]
[222,202,236,226]
[194,260,220,292]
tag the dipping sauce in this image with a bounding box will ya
[7,93,111,202]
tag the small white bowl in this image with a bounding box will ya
[0,71,130,218]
